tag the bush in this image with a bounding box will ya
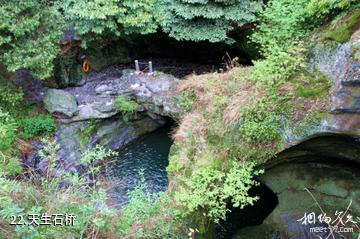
[307,0,358,18]
[0,82,24,113]
[0,111,17,152]
[239,100,281,144]
[0,139,119,239]
[18,115,57,139]
[118,173,184,238]
[174,91,196,113]
[114,96,140,115]
[158,0,262,43]
[176,161,262,224]
[250,0,310,88]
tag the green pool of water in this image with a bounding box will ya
[106,126,173,206]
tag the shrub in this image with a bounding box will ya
[114,96,140,115]
[174,91,196,113]
[0,82,24,112]
[118,173,184,238]
[176,161,263,223]
[0,154,22,177]
[307,0,358,18]
[18,115,57,139]
[250,0,310,88]
[0,111,17,152]
[0,139,120,239]
[239,100,281,144]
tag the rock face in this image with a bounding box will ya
[42,66,180,171]
[12,69,47,104]
[233,25,360,239]
[55,66,181,122]
[56,116,166,172]
[232,135,360,239]
[308,28,360,135]
[54,57,86,88]
[44,89,78,118]
[233,162,360,239]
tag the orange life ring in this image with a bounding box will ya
[82,60,90,73]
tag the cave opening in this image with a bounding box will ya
[88,30,259,79]
[218,134,360,239]
[216,183,279,239]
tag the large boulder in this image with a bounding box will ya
[91,116,165,150]
[44,89,78,118]
[59,68,181,123]
[55,115,165,170]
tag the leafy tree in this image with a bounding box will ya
[62,0,159,47]
[157,0,263,43]
[0,0,63,80]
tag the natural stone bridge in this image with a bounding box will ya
[234,29,360,239]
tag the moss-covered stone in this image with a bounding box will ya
[43,89,78,118]
[85,43,132,71]
[323,9,360,43]
[54,56,86,88]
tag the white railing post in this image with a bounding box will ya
[135,60,140,74]
[148,61,154,76]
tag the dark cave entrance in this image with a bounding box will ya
[216,183,279,239]
[130,31,258,66]
[92,30,258,78]
[218,134,360,239]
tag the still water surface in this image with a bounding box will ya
[106,126,173,206]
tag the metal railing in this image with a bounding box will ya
[134,60,154,76]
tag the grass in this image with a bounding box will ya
[324,9,360,43]
[114,96,140,115]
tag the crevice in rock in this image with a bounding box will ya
[216,183,279,239]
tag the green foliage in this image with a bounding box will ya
[63,0,159,46]
[118,173,184,238]
[0,0,63,80]
[0,139,120,239]
[307,0,358,18]
[0,155,22,177]
[0,111,17,152]
[251,0,311,88]
[294,72,331,98]
[79,123,97,146]
[80,144,118,180]
[0,81,24,112]
[158,0,263,43]
[174,91,196,113]
[239,101,281,144]
[176,161,262,223]
[167,154,184,174]
[324,9,360,43]
[115,96,140,115]
[18,115,57,139]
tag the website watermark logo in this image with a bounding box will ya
[296,188,359,239]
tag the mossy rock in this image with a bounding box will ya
[324,9,360,43]
[85,43,133,71]
[54,56,86,88]
[44,89,78,118]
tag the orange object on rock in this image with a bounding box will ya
[82,59,90,73]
